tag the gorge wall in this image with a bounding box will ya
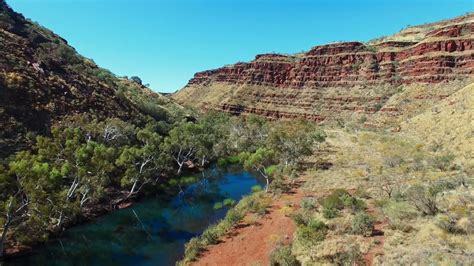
[0,0,177,157]
[173,13,474,127]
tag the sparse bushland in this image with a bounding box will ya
[262,110,473,264]
[289,185,372,264]
[296,129,473,265]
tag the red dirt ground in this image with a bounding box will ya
[362,205,388,265]
[192,185,306,266]
[192,183,386,266]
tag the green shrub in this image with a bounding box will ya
[217,158,228,168]
[430,178,458,194]
[432,154,455,170]
[297,225,326,245]
[226,155,241,164]
[295,217,327,246]
[366,45,377,52]
[265,165,278,176]
[217,156,241,168]
[323,207,339,219]
[237,193,270,216]
[270,244,300,266]
[55,44,81,65]
[301,197,317,210]
[436,215,465,234]
[182,238,203,262]
[404,179,460,217]
[351,212,374,237]
[405,184,439,216]
[130,76,142,85]
[180,176,198,185]
[329,244,363,265]
[291,212,307,226]
[308,219,327,231]
[248,199,268,216]
[225,208,244,226]
[201,224,220,245]
[139,102,170,121]
[320,189,350,210]
[95,68,115,83]
[382,200,418,222]
[270,175,291,194]
[374,198,390,208]
[354,187,370,199]
[340,194,366,212]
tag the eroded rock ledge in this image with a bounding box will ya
[174,14,474,126]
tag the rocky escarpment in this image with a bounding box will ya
[174,13,474,127]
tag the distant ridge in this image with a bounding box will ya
[174,13,473,127]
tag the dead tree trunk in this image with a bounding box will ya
[0,198,28,259]
[256,167,270,193]
[0,214,11,259]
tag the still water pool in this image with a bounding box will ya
[9,165,262,266]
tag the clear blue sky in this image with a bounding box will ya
[7,0,473,93]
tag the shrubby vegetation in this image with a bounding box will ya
[319,189,366,219]
[270,244,300,266]
[294,130,473,265]
[0,111,325,258]
[179,191,272,264]
[351,212,374,236]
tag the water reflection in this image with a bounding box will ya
[8,165,262,266]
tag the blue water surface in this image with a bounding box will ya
[9,165,262,266]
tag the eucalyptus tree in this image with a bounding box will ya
[266,120,325,168]
[0,166,28,259]
[116,128,168,197]
[240,148,276,192]
[228,115,268,153]
[199,112,232,159]
[0,193,29,258]
[73,141,117,204]
[163,122,210,174]
[7,149,65,244]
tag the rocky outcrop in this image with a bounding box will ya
[174,14,474,125]
[216,103,325,122]
[188,36,473,89]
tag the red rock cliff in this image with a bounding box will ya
[174,14,474,126]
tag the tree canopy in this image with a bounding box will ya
[0,111,325,257]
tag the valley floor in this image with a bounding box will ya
[192,182,304,266]
[187,128,474,265]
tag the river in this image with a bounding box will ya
[8,165,262,266]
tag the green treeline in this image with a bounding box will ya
[0,112,324,257]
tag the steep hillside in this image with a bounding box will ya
[0,0,180,158]
[174,13,473,127]
[401,83,474,165]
